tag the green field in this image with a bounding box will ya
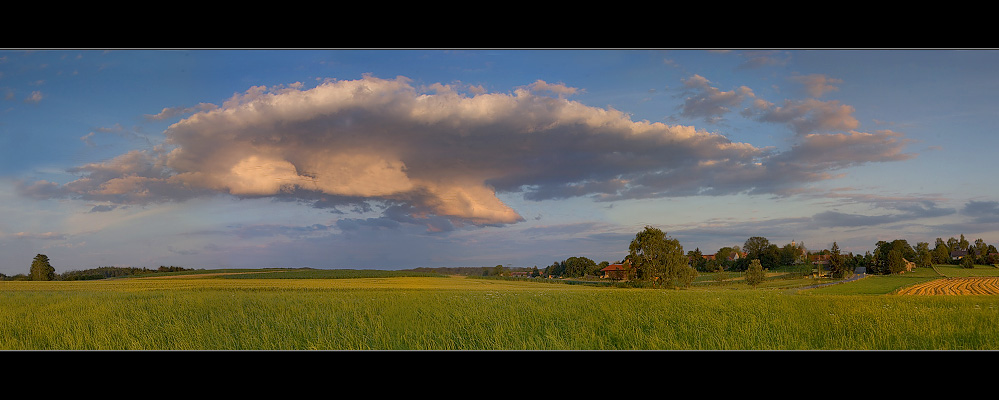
[1,266,998,350]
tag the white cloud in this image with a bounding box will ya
[18,75,917,230]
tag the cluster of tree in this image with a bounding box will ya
[732,236,811,272]
[0,254,194,281]
[543,257,606,278]
[930,234,997,266]
[867,234,998,273]
[409,265,542,277]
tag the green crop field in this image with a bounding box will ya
[2,266,998,350]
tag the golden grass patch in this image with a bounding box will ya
[895,277,999,296]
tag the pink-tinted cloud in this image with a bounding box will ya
[19,75,917,228]
[746,98,859,135]
[790,73,842,98]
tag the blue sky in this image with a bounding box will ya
[2,49,998,274]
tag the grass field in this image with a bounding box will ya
[1,265,997,350]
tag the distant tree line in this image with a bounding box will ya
[0,254,195,281]
[409,265,542,277]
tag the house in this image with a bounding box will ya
[810,254,832,265]
[950,250,968,260]
[600,260,632,280]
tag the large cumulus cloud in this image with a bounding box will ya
[19,75,917,228]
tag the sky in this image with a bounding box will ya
[2,48,999,274]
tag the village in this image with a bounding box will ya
[502,234,996,282]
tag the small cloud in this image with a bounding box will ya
[88,204,118,213]
[678,74,754,123]
[23,91,42,103]
[736,50,790,69]
[790,73,842,98]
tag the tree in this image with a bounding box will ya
[915,242,933,268]
[715,247,734,269]
[780,243,799,266]
[946,237,959,252]
[30,254,55,281]
[744,259,765,287]
[887,249,906,274]
[740,237,783,270]
[628,226,694,288]
[873,239,916,275]
[932,243,950,265]
[760,244,781,270]
[687,248,707,272]
[961,255,976,269]
[974,239,989,264]
[743,236,771,260]
[828,242,850,278]
[562,256,597,278]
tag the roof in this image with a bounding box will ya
[600,261,631,272]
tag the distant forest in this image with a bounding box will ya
[0,265,195,281]
[406,265,534,277]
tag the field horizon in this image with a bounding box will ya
[1,263,997,351]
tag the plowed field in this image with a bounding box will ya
[896,277,999,295]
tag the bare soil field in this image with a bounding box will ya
[895,277,999,295]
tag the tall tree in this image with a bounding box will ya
[887,249,906,274]
[974,239,988,263]
[744,259,766,287]
[30,254,55,281]
[687,248,707,272]
[828,242,850,278]
[932,243,950,264]
[628,226,694,288]
[743,237,771,260]
[915,242,933,268]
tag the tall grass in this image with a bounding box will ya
[2,277,997,350]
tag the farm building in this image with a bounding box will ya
[600,260,632,280]
[810,254,831,265]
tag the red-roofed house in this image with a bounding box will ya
[600,260,632,280]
